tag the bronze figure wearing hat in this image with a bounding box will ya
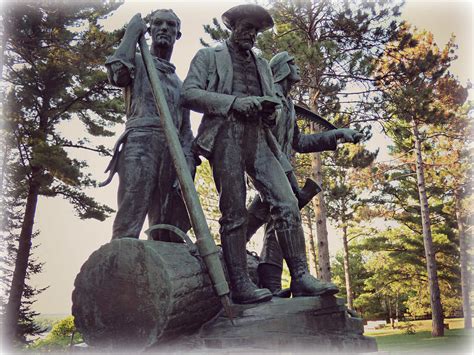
[182,4,340,304]
[247,51,364,297]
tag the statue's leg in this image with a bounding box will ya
[276,227,338,297]
[147,135,190,242]
[257,223,290,297]
[112,130,158,240]
[246,196,270,241]
[249,128,338,297]
[211,122,272,304]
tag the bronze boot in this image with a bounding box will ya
[222,233,272,304]
[258,230,290,297]
[276,227,339,297]
[257,263,291,298]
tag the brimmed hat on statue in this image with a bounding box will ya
[222,4,274,33]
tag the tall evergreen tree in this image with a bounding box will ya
[1,0,124,345]
[1,140,47,342]
[324,117,377,309]
[374,25,469,336]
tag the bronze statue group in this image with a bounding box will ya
[102,5,363,306]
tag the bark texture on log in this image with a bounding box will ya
[72,239,222,349]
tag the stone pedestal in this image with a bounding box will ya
[72,239,376,352]
[157,296,377,352]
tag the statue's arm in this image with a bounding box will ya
[181,49,235,116]
[105,14,146,87]
[292,123,338,153]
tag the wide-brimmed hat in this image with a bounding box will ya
[221,4,274,33]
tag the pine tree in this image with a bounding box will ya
[2,0,124,345]
[324,117,377,309]
[0,148,48,342]
[374,25,469,336]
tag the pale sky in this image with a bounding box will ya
[24,0,473,315]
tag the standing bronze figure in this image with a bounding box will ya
[182,4,341,304]
[101,10,195,241]
[247,51,363,296]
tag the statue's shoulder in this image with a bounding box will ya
[255,54,270,67]
[196,43,226,56]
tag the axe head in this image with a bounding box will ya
[298,178,322,209]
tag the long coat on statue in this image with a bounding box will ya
[181,42,276,159]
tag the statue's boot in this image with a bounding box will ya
[276,227,339,297]
[257,263,291,298]
[258,231,290,297]
[222,233,273,304]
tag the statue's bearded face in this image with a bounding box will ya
[230,20,257,50]
[150,11,181,49]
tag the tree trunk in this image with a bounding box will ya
[395,290,399,326]
[342,225,353,310]
[5,171,40,344]
[454,188,472,329]
[412,121,444,337]
[308,88,331,283]
[0,15,6,82]
[0,141,8,200]
[384,297,390,324]
[72,239,223,349]
[305,207,319,277]
[310,149,331,282]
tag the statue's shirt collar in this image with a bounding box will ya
[153,56,176,74]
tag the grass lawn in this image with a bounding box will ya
[365,318,473,354]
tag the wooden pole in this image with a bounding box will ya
[137,35,232,319]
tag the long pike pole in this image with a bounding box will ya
[138,35,233,322]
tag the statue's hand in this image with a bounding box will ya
[262,111,277,128]
[173,156,197,196]
[127,13,148,39]
[335,128,363,144]
[231,96,263,117]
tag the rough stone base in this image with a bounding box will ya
[153,296,377,353]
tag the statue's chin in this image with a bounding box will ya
[235,39,254,51]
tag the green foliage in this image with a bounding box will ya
[195,160,221,243]
[1,0,124,345]
[332,247,372,301]
[3,0,124,221]
[360,27,470,323]
[200,17,230,47]
[29,316,83,351]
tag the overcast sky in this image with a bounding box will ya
[25,0,473,315]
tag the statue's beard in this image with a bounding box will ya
[233,37,255,51]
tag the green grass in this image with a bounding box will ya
[366,318,473,353]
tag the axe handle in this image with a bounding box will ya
[138,36,231,304]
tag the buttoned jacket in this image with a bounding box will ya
[182,42,276,158]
